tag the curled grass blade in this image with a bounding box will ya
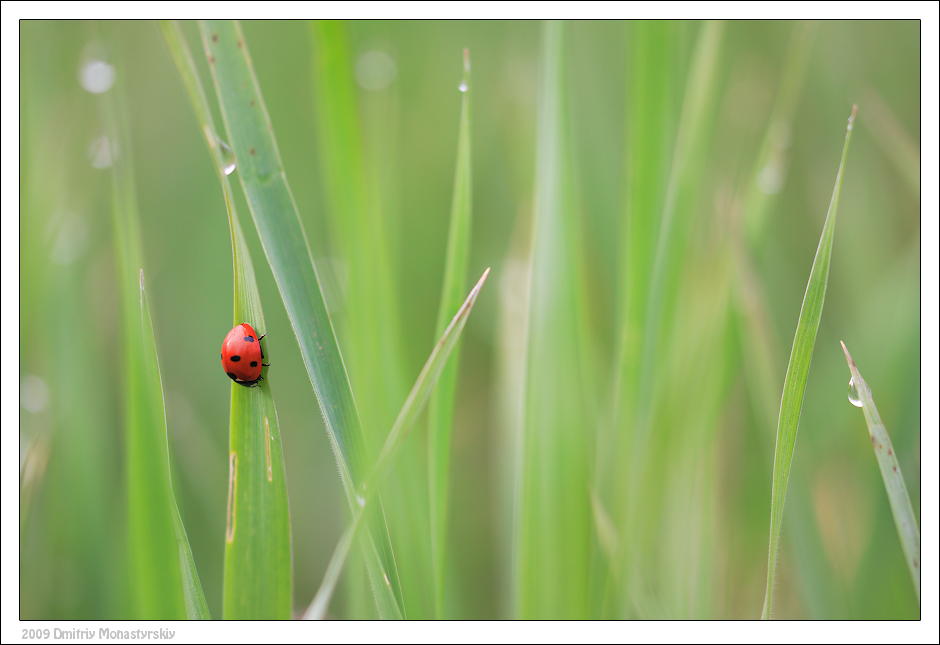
[160,20,292,619]
[305,268,490,620]
[840,342,920,602]
[102,53,186,619]
[427,47,474,619]
[761,105,857,619]
[139,270,211,620]
[199,20,403,619]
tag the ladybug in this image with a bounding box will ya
[220,323,269,387]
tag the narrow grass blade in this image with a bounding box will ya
[630,20,724,467]
[199,20,404,619]
[308,21,421,618]
[861,87,919,197]
[160,20,293,619]
[305,268,490,620]
[427,48,474,619]
[515,21,591,619]
[840,341,920,601]
[139,270,211,620]
[761,105,857,619]
[309,20,407,449]
[733,21,842,619]
[743,21,818,246]
[614,20,723,617]
[103,61,186,620]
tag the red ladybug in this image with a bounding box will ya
[221,323,269,387]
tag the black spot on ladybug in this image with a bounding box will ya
[250,361,258,367]
[243,335,255,342]
[227,372,238,381]
[221,353,223,360]
[230,355,241,362]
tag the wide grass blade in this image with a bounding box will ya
[840,341,920,601]
[515,21,591,619]
[103,59,186,620]
[200,20,404,619]
[761,105,857,619]
[160,20,292,619]
[427,48,474,619]
[139,270,212,620]
[305,268,490,619]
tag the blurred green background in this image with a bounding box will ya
[19,20,920,619]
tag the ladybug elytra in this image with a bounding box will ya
[221,323,269,387]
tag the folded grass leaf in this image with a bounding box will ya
[160,20,292,619]
[199,19,404,618]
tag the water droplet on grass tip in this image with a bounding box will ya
[219,140,236,175]
[458,82,468,92]
[847,376,863,407]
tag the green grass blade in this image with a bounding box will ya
[103,60,186,620]
[308,20,420,618]
[515,21,591,619]
[840,341,920,601]
[614,20,723,617]
[139,270,211,620]
[861,87,920,197]
[160,20,292,619]
[631,20,723,461]
[743,21,818,245]
[309,20,408,450]
[199,20,404,619]
[427,48,474,619]
[761,105,857,619]
[609,23,681,610]
[305,268,490,620]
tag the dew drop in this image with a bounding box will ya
[847,376,863,407]
[458,81,468,93]
[80,59,115,94]
[218,140,237,175]
[356,494,365,508]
